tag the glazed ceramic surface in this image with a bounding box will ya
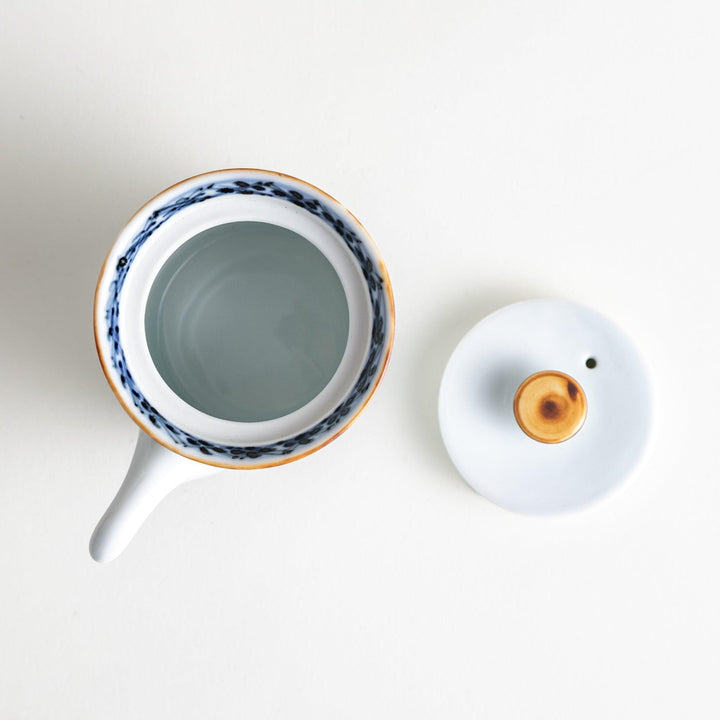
[144,221,350,423]
[438,300,654,514]
[95,169,394,468]
[91,169,394,561]
[513,370,588,444]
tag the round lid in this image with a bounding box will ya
[438,300,654,514]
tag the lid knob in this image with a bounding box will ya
[513,371,587,443]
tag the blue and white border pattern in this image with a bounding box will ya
[104,177,389,462]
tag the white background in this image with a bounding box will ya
[1,1,718,717]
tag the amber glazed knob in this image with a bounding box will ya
[513,371,587,443]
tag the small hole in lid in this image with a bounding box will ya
[586,357,597,369]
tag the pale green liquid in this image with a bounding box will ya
[145,222,349,422]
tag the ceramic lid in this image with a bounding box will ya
[438,299,654,514]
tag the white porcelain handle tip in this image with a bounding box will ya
[90,432,218,562]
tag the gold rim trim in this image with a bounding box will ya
[93,168,395,469]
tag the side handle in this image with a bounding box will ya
[89,431,218,562]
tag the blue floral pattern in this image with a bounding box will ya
[104,176,389,461]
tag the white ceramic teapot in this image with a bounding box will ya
[90,169,395,562]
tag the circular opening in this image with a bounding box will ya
[585,357,597,369]
[144,221,350,422]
